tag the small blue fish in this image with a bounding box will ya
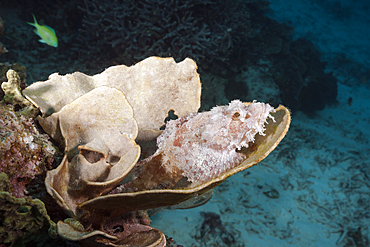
[27,14,58,47]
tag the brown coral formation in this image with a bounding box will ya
[57,212,166,247]
[23,57,202,218]
[21,57,290,246]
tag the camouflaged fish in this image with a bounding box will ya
[113,99,276,193]
[156,99,275,186]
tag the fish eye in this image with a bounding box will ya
[232,111,240,120]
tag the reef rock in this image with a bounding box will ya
[0,101,59,198]
[0,172,57,245]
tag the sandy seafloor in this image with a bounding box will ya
[151,0,370,246]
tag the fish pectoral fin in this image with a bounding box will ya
[38,39,46,44]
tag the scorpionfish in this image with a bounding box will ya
[156,99,275,187]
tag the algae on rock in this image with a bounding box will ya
[0,172,57,246]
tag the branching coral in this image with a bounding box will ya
[78,0,252,68]
[0,63,26,84]
[0,64,27,102]
[1,70,34,112]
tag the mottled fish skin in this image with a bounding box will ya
[157,100,275,186]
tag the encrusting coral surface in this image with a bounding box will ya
[0,71,59,198]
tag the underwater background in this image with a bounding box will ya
[0,0,369,246]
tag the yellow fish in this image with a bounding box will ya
[28,14,58,47]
